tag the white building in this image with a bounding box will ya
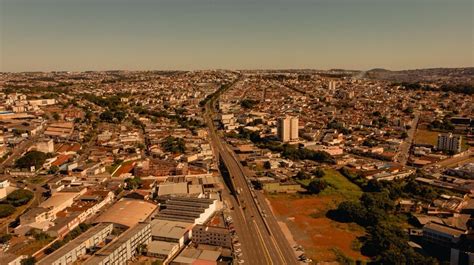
[437,133,462,154]
[36,139,54,153]
[277,116,298,142]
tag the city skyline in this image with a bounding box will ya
[1,0,473,72]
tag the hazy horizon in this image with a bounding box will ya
[1,0,473,72]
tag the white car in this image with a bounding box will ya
[238,260,245,264]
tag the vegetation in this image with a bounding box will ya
[7,189,34,206]
[307,179,328,194]
[400,82,474,95]
[0,233,12,243]
[328,171,442,264]
[44,223,92,254]
[240,99,259,109]
[20,257,36,265]
[27,229,53,241]
[0,204,16,218]
[15,151,47,169]
[124,176,142,190]
[161,136,186,154]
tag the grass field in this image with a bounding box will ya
[296,169,362,200]
[414,129,438,146]
[268,169,367,263]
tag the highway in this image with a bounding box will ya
[204,78,299,265]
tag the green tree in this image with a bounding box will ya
[7,189,34,207]
[99,110,114,122]
[307,179,328,194]
[0,204,15,218]
[312,168,325,178]
[15,151,47,169]
[20,257,36,265]
[124,176,142,190]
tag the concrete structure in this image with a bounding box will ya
[94,198,157,228]
[84,222,151,265]
[192,225,232,248]
[155,197,218,224]
[37,223,113,265]
[0,178,15,200]
[423,222,464,247]
[277,116,298,142]
[150,219,192,247]
[437,133,462,154]
[36,139,54,153]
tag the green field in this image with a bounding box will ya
[297,168,362,201]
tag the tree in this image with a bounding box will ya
[0,204,15,218]
[52,112,60,120]
[0,233,12,244]
[240,99,258,109]
[307,179,328,194]
[312,168,325,178]
[401,132,408,139]
[99,110,114,122]
[48,165,59,174]
[114,111,126,122]
[7,189,34,207]
[124,177,142,190]
[21,257,36,265]
[161,136,186,154]
[15,151,47,169]
[294,171,311,180]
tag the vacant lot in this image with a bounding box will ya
[268,169,367,264]
[414,129,438,146]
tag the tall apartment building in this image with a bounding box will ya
[328,81,337,91]
[277,116,298,142]
[437,133,462,154]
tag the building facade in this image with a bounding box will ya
[437,133,462,154]
[277,116,298,142]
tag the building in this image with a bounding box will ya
[437,133,462,154]
[36,139,54,153]
[155,197,218,225]
[277,116,298,142]
[328,80,337,91]
[192,225,232,248]
[150,219,192,247]
[0,178,15,200]
[37,223,113,265]
[84,222,152,265]
[93,198,157,228]
[423,222,465,247]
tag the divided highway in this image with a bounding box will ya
[204,78,299,265]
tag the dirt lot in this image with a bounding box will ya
[267,169,367,264]
[268,194,367,263]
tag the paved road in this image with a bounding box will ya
[395,113,419,165]
[204,78,299,265]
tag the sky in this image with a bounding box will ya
[0,0,473,72]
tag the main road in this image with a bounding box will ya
[204,77,299,265]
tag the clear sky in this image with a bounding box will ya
[1,0,473,72]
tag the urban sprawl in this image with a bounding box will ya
[0,68,473,265]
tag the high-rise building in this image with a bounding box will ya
[328,81,337,91]
[277,116,298,142]
[437,133,462,154]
